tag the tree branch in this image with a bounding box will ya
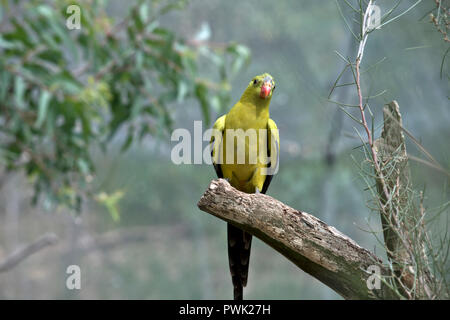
[198,179,396,299]
[0,233,58,273]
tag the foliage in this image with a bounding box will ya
[0,0,250,211]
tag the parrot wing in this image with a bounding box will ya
[210,114,226,179]
[261,118,280,194]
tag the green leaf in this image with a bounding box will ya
[139,2,149,24]
[136,50,143,69]
[0,35,15,49]
[227,43,251,76]
[36,5,53,18]
[121,128,134,152]
[132,6,144,31]
[77,158,89,174]
[195,82,210,125]
[0,70,11,101]
[37,49,63,64]
[41,32,59,50]
[210,95,221,112]
[177,80,188,103]
[95,191,124,222]
[14,76,26,109]
[49,71,81,94]
[35,90,51,128]
[10,18,34,48]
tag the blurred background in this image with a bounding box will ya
[0,0,448,299]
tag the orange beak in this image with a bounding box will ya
[260,82,272,99]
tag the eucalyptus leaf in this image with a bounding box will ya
[35,90,51,128]
[14,76,26,109]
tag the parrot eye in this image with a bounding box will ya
[253,79,258,85]
[273,85,276,91]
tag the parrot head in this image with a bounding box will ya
[246,73,276,100]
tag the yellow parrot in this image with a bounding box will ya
[210,73,279,300]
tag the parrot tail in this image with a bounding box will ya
[227,223,252,300]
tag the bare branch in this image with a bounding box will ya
[0,233,58,273]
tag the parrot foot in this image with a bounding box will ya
[255,187,260,194]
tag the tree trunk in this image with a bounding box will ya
[374,101,433,299]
